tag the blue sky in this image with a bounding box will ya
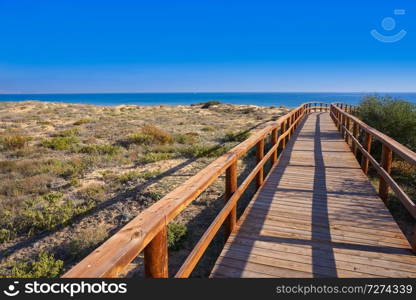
[0,0,415,93]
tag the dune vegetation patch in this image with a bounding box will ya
[0,101,288,277]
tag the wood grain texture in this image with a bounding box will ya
[210,112,416,278]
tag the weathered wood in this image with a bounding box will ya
[144,226,168,278]
[352,122,359,156]
[271,128,278,165]
[280,120,287,149]
[379,144,393,201]
[361,132,372,174]
[345,117,351,145]
[225,161,237,237]
[256,138,265,189]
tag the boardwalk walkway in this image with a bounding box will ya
[211,112,416,278]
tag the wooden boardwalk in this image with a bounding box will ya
[211,112,416,278]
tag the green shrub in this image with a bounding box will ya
[9,251,63,278]
[67,227,108,258]
[201,126,215,132]
[74,118,93,125]
[118,169,161,183]
[167,223,187,250]
[19,192,95,234]
[125,132,153,145]
[124,125,173,146]
[0,135,31,150]
[199,100,221,109]
[118,171,141,183]
[179,144,232,158]
[41,136,79,150]
[77,144,120,155]
[53,128,79,137]
[223,130,250,142]
[77,184,106,202]
[139,152,173,163]
[43,158,90,179]
[358,96,416,151]
[174,132,199,144]
[0,228,15,243]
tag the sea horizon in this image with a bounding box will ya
[1,92,416,107]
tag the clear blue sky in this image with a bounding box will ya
[0,0,415,93]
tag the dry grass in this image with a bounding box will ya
[0,100,288,277]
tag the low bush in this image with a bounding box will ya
[0,135,31,150]
[118,169,161,183]
[174,132,199,144]
[74,118,93,125]
[67,227,108,258]
[77,144,120,155]
[9,251,63,278]
[179,144,232,158]
[358,96,416,151]
[125,125,173,146]
[201,126,215,132]
[41,136,79,150]
[43,158,91,179]
[138,152,173,163]
[199,100,221,109]
[167,223,187,250]
[77,184,107,202]
[223,130,250,143]
[19,192,95,235]
[53,128,79,137]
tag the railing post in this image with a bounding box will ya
[271,128,278,165]
[281,120,287,149]
[290,114,295,135]
[352,122,359,157]
[256,138,265,189]
[320,103,322,112]
[379,144,392,201]
[144,226,168,278]
[345,117,351,145]
[361,132,372,175]
[288,115,293,139]
[224,161,237,237]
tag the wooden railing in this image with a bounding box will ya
[62,102,330,278]
[332,102,359,114]
[330,104,416,248]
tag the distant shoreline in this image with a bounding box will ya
[1,92,416,107]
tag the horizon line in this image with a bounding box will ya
[2,91,416,95]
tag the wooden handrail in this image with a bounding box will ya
[62,102,330,278]
[330,104,416,219]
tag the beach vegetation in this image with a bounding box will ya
[0,135,31,150]
[8,251,63,278]
[167,222,187,250]
[41,136,79,150]
[67,227,108,258]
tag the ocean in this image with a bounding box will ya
[1,92,416,107]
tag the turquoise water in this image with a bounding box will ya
[1,93,416,107]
